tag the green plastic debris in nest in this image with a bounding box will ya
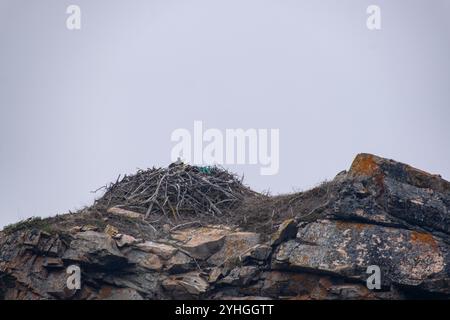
[198,166,212,174]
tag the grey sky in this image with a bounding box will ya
[0,0,449,228]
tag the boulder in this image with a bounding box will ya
[171,227,229,260]
[62,231,127,269]
[274,219,449,292]
[349,153,450,194]
[325,153,450,235]
[208,232,261,266]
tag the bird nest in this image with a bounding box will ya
[93,163,257,220]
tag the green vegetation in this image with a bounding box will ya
[2,216,56,235]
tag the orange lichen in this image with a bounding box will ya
[410,231,438,250]
[335,220,371,232]
[349,154,380,177]
[97,286,114,299]
[349,154,386,196]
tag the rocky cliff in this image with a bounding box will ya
[1,154,449,300]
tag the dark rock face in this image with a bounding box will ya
[1,153,449,300]
[274,220,448,292]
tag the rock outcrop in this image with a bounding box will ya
[1,154,449,299]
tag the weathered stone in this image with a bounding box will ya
[21,230,42,246]
[62,231,127,269]
[349,153,450,194]
[327,284,374,300]
[114,234,139,248]
[125,249,163,271]
[274,219,449,292]
[324,153,450,235]
[43,257,64,269]
[260,271,320,298]
[107,207,142,219]
[384,177,450,234]
[171,227,229,260]
[208,232,261,266]
[136,241,177,260]
[162,272,209,298]
[101,272,161,299]
[270,219,297,246]
[208,267,225,283]
[241,244,272,263]
[219,266,259,286]
[98,287,144,300]
[165,251,195,273]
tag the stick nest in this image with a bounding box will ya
[93,163,257,220]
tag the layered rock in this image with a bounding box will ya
[1,153,449,299]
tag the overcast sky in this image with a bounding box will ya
[0,0,449,228]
